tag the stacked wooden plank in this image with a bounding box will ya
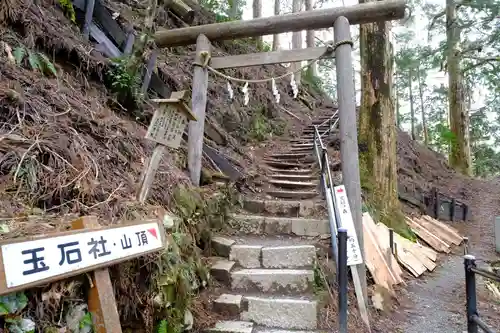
[362,212,463,293]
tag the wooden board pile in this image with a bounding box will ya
[362,212,464,294]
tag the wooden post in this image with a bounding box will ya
[433,187,440,219]
[495,217,500,254]
[153,0,407,47]
[141,50,158,94]
[123,29,135,55]
[188,34,210,186]
[451,198,456,221]
[334,16,370,330]
[83,0,96,40]
[72,217,122,333]
[138,91,196,202]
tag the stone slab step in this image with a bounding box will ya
[269,174,317,182]
[264,160,312,169]
[266,190,318,200]
[231,268,314,294]
[267,168,315,175]
[242,296,317,329]
[267,179,318,190]
[213,238,316,268]
[214,294,318,330]
[229,214,329,237]
[266,152,309,160]
[240,198,325,217]
[206,321,254,333]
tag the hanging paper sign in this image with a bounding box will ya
[332,185,363,266]
[0,220,165,292]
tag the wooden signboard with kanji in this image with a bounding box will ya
[0,219,166,294]
[137,90,197,203]
[146,90,197,149]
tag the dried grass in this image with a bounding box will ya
[0,60,189,220]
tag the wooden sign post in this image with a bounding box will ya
[0,217,166,332]
[137,90,197,203]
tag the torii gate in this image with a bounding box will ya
[153,0,406,328]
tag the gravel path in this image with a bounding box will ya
[399,178,500,333]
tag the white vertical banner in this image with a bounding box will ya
[333,185,363,266]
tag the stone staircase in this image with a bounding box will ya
[206,114,341,332]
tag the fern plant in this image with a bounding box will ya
[157,319,167,333]
[13,46,57,77]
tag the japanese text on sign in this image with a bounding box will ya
[1,222,164,289]
[333,185,363,266]
[145,105,187,148]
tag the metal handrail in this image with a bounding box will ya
[316,110,339,140]
[312,118,341,267]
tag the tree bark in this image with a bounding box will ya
[416,65,428,145]
[395,76,400,128]
[305,0,317,77]
[408,68,415,140]
[291,0,303,85]
[272,0,280,51]
[252,0,263,50]
[446,0,471,175]
[359,9,403,234]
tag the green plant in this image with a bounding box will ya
[79,312,93,331]
[157,320,167,333]
[0,292,28,315]
[152,184,238,332]
[13,47,57,77]
[107,56,142,102]
[58,0,76,23]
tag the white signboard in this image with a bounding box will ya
[1,222,164,288]
[333,185,363,266]
[145,106,187,148]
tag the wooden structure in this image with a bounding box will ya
[0,217,166,332]
[71,0,243,182]
[152,0,407,327]
[363,212,463,294]
[138,91,197,203]
[398,184,469,222]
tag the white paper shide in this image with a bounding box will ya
[2,222,163,288]
[333,185,363,266]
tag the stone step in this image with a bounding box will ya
[267,168,315,175]
[264,159,313,169]
[214,294,318,330]
[240,198,325,217]
[206,321,254,333]
[266,152,309,160]
[269,174,317,182]
[267,179,318,190]
[213,237,316,268]
[231,268,314,294]
[229,214,329,237]
[266,190,318,200]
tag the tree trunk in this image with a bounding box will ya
[408,68,415,140]
[291,0,303,86]
[272,0,280,51]
[305,0,317,78]
[253,0,263,50]
[359,11,405,234]
[446,0,471,175]
[416,65,428,145]
[395,76,400,128]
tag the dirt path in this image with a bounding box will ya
[399,178,500,332]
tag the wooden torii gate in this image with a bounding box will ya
[153,0,406,326]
